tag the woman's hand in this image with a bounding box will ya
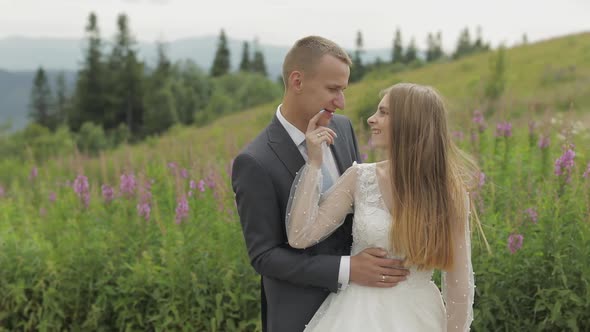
[305,110,338,168]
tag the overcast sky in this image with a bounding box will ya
[1,0,589,51]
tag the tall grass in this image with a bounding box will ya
[1,109,589,330]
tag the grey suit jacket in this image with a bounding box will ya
[232,113,362,332]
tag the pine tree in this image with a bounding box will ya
[55,71,68,126]
[29,67,54,129]
[474,26,484,50]
[433,31,444,60]
[251,39,267,76]
[239,41,251,72]
[426,33,436,62]
[453,27,472,59]
[403,37,418,64]
[73,12,107,131]
[108,13,145,136]
[154,41,172,81]
[426,31,444,62]
[210,29,231,77]
[350,30,365,82]
[143,81,178,135]
[392,28,403,63]
[144,41,177,135]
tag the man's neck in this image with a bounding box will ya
[280,100,308,133]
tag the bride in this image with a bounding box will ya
[286,83,479,331]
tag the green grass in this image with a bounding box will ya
[1,32,590,331]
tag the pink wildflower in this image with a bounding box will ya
[508,234,524,254]
[524,208,538,223]
[73,174,90,208]
[175,195,189,224]
[102,184,115,203]
[120,173,137,197]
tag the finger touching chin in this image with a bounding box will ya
[317,112,332,127]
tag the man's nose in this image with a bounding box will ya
[333,92,345,110]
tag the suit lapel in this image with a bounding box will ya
[267,115,306,179]
[267,114,351,178]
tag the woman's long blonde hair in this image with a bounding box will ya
[385,83,481,270]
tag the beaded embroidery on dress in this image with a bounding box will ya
[286,162,474,332]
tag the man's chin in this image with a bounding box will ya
[317,110,334,126]
[317,115,333,127]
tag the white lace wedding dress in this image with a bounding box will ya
[286,162,474,332]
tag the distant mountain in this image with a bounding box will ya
[0,35,392,78]
[0,35,391,130]
[0,70,77,130]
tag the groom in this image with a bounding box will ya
[232,36,408,332]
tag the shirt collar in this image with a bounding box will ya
[276,104,306,147]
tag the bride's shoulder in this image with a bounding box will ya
[348,162,376,176]
[352,161,378,168]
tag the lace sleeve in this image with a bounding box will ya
[285,163,358,249]
[442,194,474,331]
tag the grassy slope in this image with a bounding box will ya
[358,32,590,122]
[30,32,589,178]
[149,32,590,161]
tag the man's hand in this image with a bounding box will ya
[350,248,409,288]
[304,110,337,167]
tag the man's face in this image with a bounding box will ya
[299,54,350,126]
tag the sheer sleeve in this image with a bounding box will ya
[286,163,359,249]
[442,194,474,331]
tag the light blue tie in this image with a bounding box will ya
[301,140,334,192]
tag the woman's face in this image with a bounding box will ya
[367,94,391,150]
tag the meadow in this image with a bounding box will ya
[1,33,590,331]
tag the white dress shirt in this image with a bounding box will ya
[276,105,351,290]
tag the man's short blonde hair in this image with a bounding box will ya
[282,36,352,88]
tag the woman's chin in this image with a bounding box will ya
[369,138,385,149]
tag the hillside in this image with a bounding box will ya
[140,32,590,164]
[4,32,589,162]
[352,32,590,125]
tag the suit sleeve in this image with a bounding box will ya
[232,152,342,292]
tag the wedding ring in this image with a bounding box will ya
[381,275,386,282]
[316,132,323,137]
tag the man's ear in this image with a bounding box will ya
[289,71,304,93]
